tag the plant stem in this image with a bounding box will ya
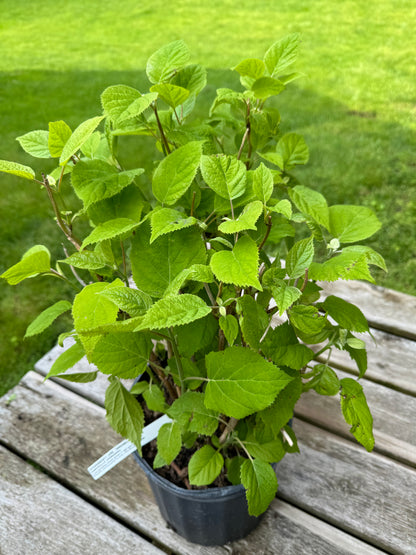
[237,126,250,160]
[168,327,185,395]
[219,417,239,444]
[204,283,216,306]
[190,190,196,217]
[48,269,81,291]
[120,240,129,287]
[148,359,178,401]
[152,103,171,155]
[258,214,272,251]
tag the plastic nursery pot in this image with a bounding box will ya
[133,452,265,546]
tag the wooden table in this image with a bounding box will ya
[1,281,415,554]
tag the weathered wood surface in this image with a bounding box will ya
[0,372,387,555]
[319,280,416,340]
[0,446,164,555]
[277,420,416,555]
[296,368,416,467]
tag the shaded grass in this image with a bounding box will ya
[1,0,415,395]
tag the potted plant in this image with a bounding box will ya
[0,36,384,546]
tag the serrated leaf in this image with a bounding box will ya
[116,92,158,124]
[268,199,292,219]
[52,371,98,383]
[142,384,168,412]
[252,163,273,204]
[0,159,35,180]
[72,159,144,209]
[105,376,144,453]
[188,445,224,486]
[342,246,387,271]
[168,392,219,435]
[16,130,50,158]
[329,205,382,243]
[150,208,197,243]
[87,184,145,226]
[272,282,302,316]
[81,218,139,250]
[219,201,263,234]
[233,58,265,80]
[309,252,375,283]
[340,378,374,451]
[251,77,285,100]
[131,223,206,298]
[175,315,218,357]
[226,456,245,485]
[101,85,141,124]
[274,133,309,171]
[322,295,369,333]
[171,64,207,96]
[219,314,239,347]
[264,33,300,77]
[150,83,189,109]
[91,331,151,379]
[60,251,110,271]
[237,294,268,350]
[289,305,327,335]
[157,422,182,465]
[200,154,246,200]
[304,364,340,395]
[286,237,314,279]
[152,141,202,205]
[164,264,214,296]
[137,294,211,330]
[48,120,72,157]
[1,245,50,285]
[244,428,285,463]
[99,286,152,317]
[240,458,278,517]
[289,185,329,229]
[60,116,104,165]
[262,322,315,370]
[210,234,262,290]
[205,347,293,419]
[45,341,86,379]
[25,300,72,338]
[259,373,302,435]
[146,40,190,84]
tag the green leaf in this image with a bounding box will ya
[45,341,86,379]
[226,456,245,485]
[219,314,239,347]
[305,364,340,395]
[91,332,151,379]
[289,185,329,229]
[150,208,197,243]
[322,295,369,333]
[272,282,302,316]
[48,120,72,158]
[175,315,218,357]
[347,337,366,349]
[60,116,104,165]
[237,294,268,350]
[99,286,152,317]
[105,376,144,453]
[251,77,285,100]
[157,422,182,464]
[210,235,262,291]
[72,159,144,209]
[152,141,203,205]
[289,305,327,335]
[329,205,382,243]
[25,300,72,338]
[60,251,109,271]
[240,458,278,517]
[274,133,309,171]
[163,264,214,296]
[168,392,219,435]
[233,58,265,80]
[252,163,274,204]
[244,428,286,463]
[205,346,293,419]
[1,245,50,285]
[286,237,314,279]
[171,64,207,96]
[264,33,300,77]
[342,246,387,272]
[136,294,211,330]
[146,40,190,84]
[131,224,206,298]
[81,218,139,250]
[0,159,35,180]
[188,445,224,486]
[309,252,375,283]
[259,373,302,435]
[101,85,141,123]
[262,322,315,370]
[16,130,50,158]
[268,199,292,219]
[87,184,145,225]
[200,154,246,200]
[116,92,158,125]
[150,83,189,108]
[52,371,98,383]
[219,201,263,234]
[340,378,374,451]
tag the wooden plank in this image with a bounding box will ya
[0,446,164,555]
[0,372,386,555]
[276,420,416,555]
[295,369,416,467]
[319,280,416,340]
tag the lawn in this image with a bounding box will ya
[1,0,415,395]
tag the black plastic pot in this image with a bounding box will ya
[133,452,265,546]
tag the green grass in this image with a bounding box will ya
[1,0,415,395]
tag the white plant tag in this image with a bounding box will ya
[88,413,172,480]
